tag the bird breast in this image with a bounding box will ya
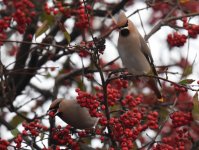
[118,33,151,75]
[59,100,98,129]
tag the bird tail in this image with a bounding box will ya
[147,78,162,101]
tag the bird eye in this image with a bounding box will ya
[120,28,130,36]
[118,20,128,29]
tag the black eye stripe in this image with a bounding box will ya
[118,20,128,29]
[120,28,130,36]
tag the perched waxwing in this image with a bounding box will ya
[117,11,162,99]
[48,98,98,129]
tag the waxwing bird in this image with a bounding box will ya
[48,98,98,129]
[117,12,162,99]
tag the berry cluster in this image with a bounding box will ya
[108,111,143,149]
[122,95,142,108]
[52,125,79,149]
[153,128,191,150]
[44,2,92,29]
[167,18,199,48]
[106,107,154,149]
[147,111,159,129]
[173,84,187,93]
[78,41,92,57]
[14,134,23,149]
[0,17,10,32]
[76,88,102,117]
[44,2,71,16]
[183,18,199,38]
[106,84,121,106]
[77,37,105,57]
[111,79,128,90]
[22,119,48,136]
[170,111,192,127]
[0,0,35,45]
[78,49,90,57]
[1,0,35,34]
[167,32,187,47]
[0,139,10,149]
[75,5,92,29]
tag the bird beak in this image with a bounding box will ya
[47,107,60,117]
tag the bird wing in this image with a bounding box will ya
[139,34,162,87]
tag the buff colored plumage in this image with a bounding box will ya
[48,98,98,129]
[117,12,162,99]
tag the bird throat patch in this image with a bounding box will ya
[119,20,129,37]
[120,28,130,36]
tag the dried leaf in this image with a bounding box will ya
[182,66,193,77]
[10,112,27,128]
[58,22,71,44]
[159,107,169,122]
[35,20,50,38]
[192,92,199,121]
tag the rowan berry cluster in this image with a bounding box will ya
[78,49,90,57]
[106,84,121,106]
[121,95,142,108]
[44,2,92,29]
[167,17,199,48]
[153,128,191,150]
[183,18,199,38]
[76,88,102,118]
[22,119,48,136]
[170,111,192,127]
[108,110,144,149]
[147,111,159,129]
[51,125,79,149]
[0,0,35,45]
[14,134,23,149]
[75,78,160,150]
[0,139,10,149]
[75,5,92,29]
[167,32,187,47]
[111,79,128,90]
[173,85,187,93]
[1,0,35,34]
[77,37,105,57]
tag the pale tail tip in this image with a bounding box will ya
[158,98,164,102]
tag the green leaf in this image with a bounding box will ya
[40,13,55,23]
[35,20,50,38]
[11,129,20,137]
[192,92,199,121]
[35,13,55,38]
[10,112,27,128]
[63,30,71,44]
[159,107,169,122]
[179,79,195,85]
[58,22,71,44]
[182,66,193,77]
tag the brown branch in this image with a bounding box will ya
[145,10,199,41]
[108,73,199,92]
